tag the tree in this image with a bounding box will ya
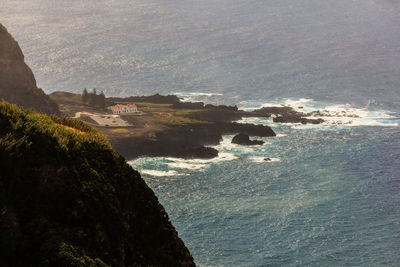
[99,91,106,109]
[88,88,96,106]
[82,88,89,103]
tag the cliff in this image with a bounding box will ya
[0,23,59,115]
[0,101,194,266]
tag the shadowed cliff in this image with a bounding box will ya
[0,23,59,115]
[0,101,195,266]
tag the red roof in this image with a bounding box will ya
[110,104,123,110]
[110,104,137,110]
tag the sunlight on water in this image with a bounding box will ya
[130,98,400,266]
[2,0,400,265]
[1,0,400,108]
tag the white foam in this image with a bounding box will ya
[258,98,315,111]
[164,152,238,171]
[215,152,239,161]
[165,153,236,165]
[283,98,314,110]
[167,162,206,170]
[173,92,223,102]
[235,117,273,126]
[250,156,281,163]
[140,169,189,177]
[250,98,399,128]
[212,136,260,152]
[260,102,285,108]
[307,104,399,127]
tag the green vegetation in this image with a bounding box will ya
[128,102,206,126]
[134,102,173,110]
[0,101,194,266]
[155,115,204,126]
[110,128,130,133]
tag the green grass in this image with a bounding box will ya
[134,102,172,108]
[110,128,130,133]
[155,115,204,126]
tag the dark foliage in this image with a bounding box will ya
[0,101,194,266]
[82,89,106,109]
[107,94,180,105]
[82,88,89,104]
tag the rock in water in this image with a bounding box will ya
[232,133,264,145]
[0,23,59,115]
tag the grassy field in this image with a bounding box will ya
[49,91,106,116]
[122,102,206,128]
[50,93,208,141]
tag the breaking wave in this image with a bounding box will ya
[239,98,399,128]
[249,156,281,163]
[174,92,224,102]
[140,169,189,177]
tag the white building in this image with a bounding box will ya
[109,104,138,114]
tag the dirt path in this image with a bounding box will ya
[75,112,131,127]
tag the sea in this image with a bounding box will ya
[1,0,400,265]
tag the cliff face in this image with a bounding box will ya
[0,24,59,115]
[0,101,194,266]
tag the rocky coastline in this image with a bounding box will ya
[46,91,329,160]
[107,121,276,160]
[92,94,324,161]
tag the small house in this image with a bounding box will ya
[109,104,138,114]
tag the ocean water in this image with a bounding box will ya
[1,1,400,265]
[131,100,400,266]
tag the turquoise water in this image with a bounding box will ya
[2,0,400,265]
[131,100,400,266]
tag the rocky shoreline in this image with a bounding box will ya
[48,92,327,160]
[44,90,331,161]
[107,122,276,160]
[91,94,324,160]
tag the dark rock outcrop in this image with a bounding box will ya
[251,106,324,124]
[185,109,243,122]
[109,122,275,160]
[0,24,59,115]
[224,122,276,137]
[205,104,238,112]
[110,135,219,160]
[273,116,324,124]
[232,133,264,145]
[250,106,297,117]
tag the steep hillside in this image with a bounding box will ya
[0,24,59,115]
[0,101,194,266]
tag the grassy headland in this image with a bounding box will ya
[50,91,278,160]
